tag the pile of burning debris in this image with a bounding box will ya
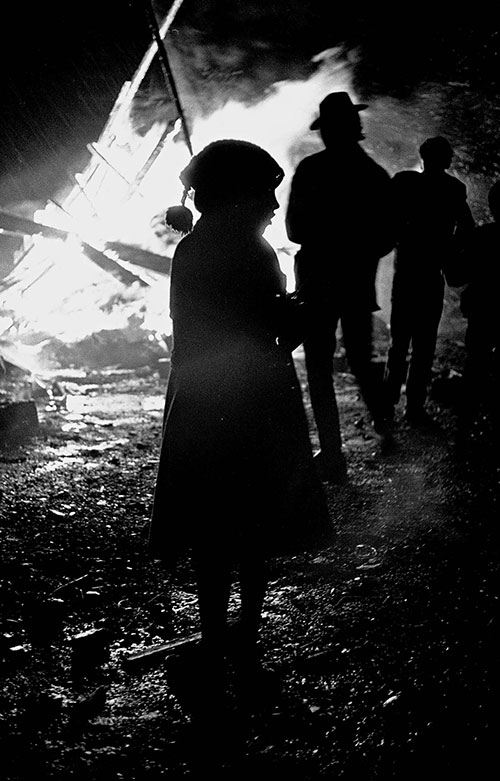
[0,332,170,445]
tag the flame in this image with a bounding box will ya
[0,49,354,352]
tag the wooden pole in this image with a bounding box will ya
[143,0,194,157]
[96,0,187,148]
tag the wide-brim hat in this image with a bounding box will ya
[310,91,368,130]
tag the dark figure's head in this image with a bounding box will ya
[419,136,453,172]
[166,139,284,235]
[310,91,368,147]
[488,180,500,221]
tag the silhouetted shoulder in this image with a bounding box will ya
[292,150,327,176]
[392,170,421,186]
[392,170,423,195]
[478,221,500,238]
[447,174,467,196]
[391,171,424,211]
[363,152,391,177]
[392,170,420,180]
[170,229,199,273]
[471,221,500,252]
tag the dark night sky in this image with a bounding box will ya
[1,1,500,209]
[1,1,150,204]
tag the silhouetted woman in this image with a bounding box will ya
[148,140,331,735]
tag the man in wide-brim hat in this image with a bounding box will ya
[309,90,368,131]
[285,91,395,482]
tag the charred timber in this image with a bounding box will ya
[0,211,171,283]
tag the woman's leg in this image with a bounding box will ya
[235,554,282,710]
[238,555,269,656]
[184,551,241,768]
[193,551,232,661]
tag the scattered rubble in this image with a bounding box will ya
[0,345,498,778]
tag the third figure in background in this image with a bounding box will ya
[285,91,395,483]
[383,136,475,426]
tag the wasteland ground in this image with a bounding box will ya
[1,327,499,780]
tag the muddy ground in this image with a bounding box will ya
[1,335,499,780]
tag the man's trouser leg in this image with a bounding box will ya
[405,290,443,414]
[303,319,343,462]
[341,309,386,428]
[384,295,413,410]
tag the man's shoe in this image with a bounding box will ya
[313,450,348,484]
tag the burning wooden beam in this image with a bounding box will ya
[0,210,171,284]
[104,241,171,275]
[0,211,68,241]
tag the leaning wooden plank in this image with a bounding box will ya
[0,210,68,240]
[81,242,149,287]
[105,242,171,275]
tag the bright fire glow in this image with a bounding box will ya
[0,48,354,353]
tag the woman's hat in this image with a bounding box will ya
[180,139,284,194]
[310,91,368,130]
[165,139,284,233]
